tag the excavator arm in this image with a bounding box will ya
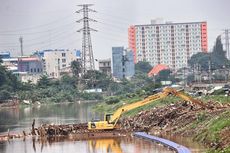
[162,87,208,108]
[88,87,208,130]
[109,91,169,126]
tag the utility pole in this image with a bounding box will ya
[76,4,97,74]
[183,66,186,88]
[19,36,23,56]
[223,29,230,59]
[208,55,212,84]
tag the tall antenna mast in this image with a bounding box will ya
[19,36,23,56]
[76,4,97,74]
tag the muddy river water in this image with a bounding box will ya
[0,102,206,153]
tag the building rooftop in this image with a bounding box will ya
[20,57,40,62]
[133,21,207,27]
[2,58,18,62]
[98,59,111,62]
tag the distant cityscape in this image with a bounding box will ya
[0,19,229,84]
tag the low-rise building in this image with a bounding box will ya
[35,49,81,79]
[0,51,11,59]
[2,58,18,72]
[98,59,111,75]
[18,56,43,74]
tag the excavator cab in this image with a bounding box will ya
[88,113,115,130]
[105,113,113,123]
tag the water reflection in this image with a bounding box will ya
[159,134,206,153]
[88,138,123,153]
[0,136,174,153]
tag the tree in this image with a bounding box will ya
[213,35,225,58]
[188,52,210,70]
[189,35,230,71]
[37,75,50,88]
[82,70,112,90]
[158,69,171,81]
[211,35,229,69]
[135,61,152,74]
[71,60,81,78]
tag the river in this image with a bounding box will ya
[0,102,205,153]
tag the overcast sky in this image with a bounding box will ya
[0,0,229,60]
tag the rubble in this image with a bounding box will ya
[120,101,229,134]
[35,123,89,137]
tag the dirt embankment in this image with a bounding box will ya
[121,101,230,150]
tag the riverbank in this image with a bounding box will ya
[0,99,19,109]
[93,95,230,153]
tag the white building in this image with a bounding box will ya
[39,49,81,78]
[128,21,208,70]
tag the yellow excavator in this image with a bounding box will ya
[88,87,208,130]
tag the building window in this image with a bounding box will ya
[31,68,33,73]
[62,53,66,57]
[62,59,66,63]
[62,64,66,67]
[34,68,36,73]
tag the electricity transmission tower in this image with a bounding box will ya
[76,4,97,74]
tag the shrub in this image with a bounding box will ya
[105,97,120,105]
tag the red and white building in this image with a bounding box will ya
[128,21,208,70]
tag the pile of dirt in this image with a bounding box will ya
[120,101,230,148]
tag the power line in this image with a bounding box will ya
[0,14,74,33]
[76,4,97,73]
[0,22,76,36]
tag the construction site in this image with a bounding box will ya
[0,87,229,153]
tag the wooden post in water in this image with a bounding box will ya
[32,119,36,135]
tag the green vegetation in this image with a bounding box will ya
[193,111,230,153]
[0,57,158,104]
[135,61,152,74]
[201,95,230,104]
[93,88,180,116]
[189,36,230,71]
[17,74,103,103]
[0,59,20,102]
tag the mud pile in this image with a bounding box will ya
[121,101,229,135]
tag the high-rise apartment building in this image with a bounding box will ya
[128,21,208,70]
[112,47,135,79]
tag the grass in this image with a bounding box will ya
[207,146,230,153]
[123,96,180,117]
[195,111,230,147]
[93,94,181,117]
[201,95,230,104]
